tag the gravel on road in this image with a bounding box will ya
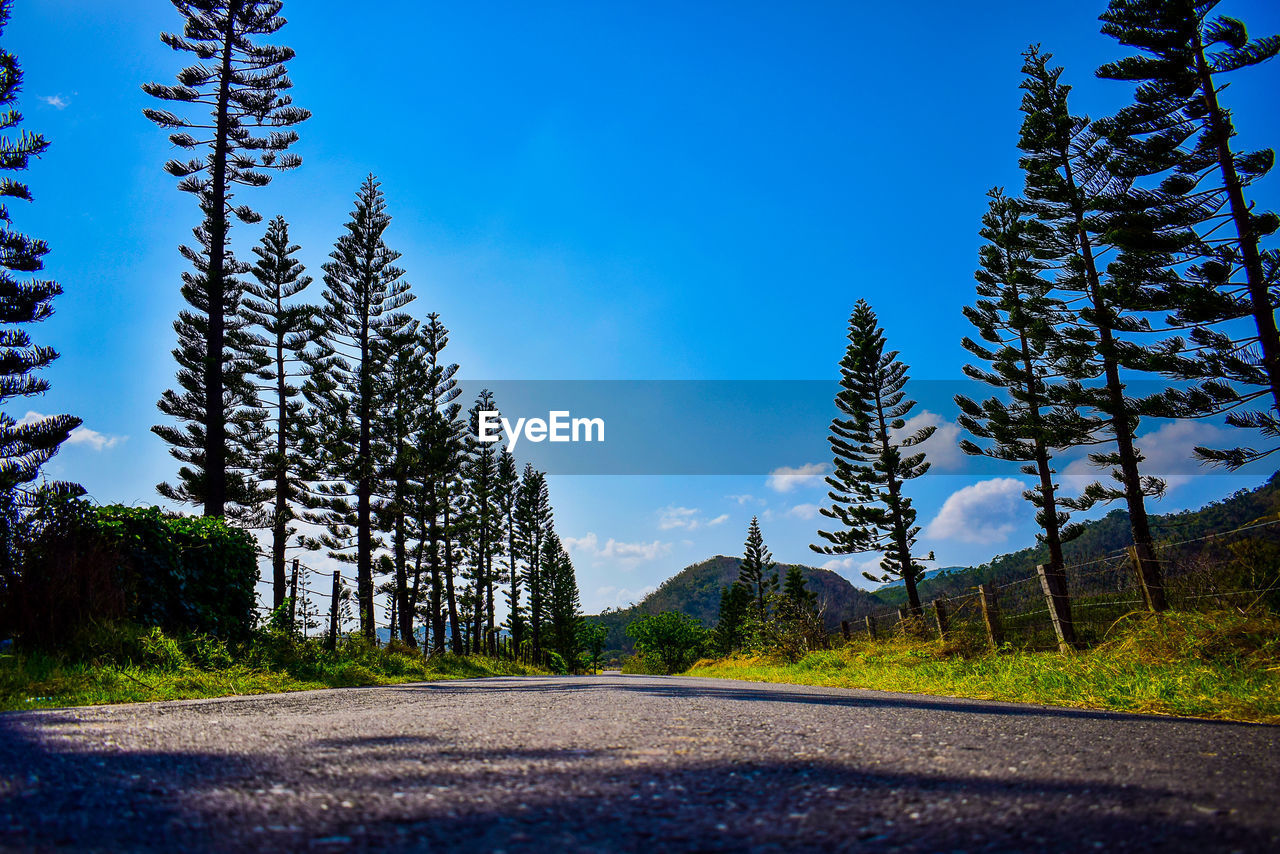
[1,674,1277,852]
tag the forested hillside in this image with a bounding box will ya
[591,473,1280,659]
[590,556,884,659]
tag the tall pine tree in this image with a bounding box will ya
[1017,47,1169,610]
[144,0,309,517]
[956,188,1088,588]
[306,176,413,639]
[0,0,81,588]
[241,215,317,608]
[1097,1,1280,466]
[812,299,935,614]
[0,0,79,495]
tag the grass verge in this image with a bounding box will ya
[685,610,1280,724]
[0,626,545,712]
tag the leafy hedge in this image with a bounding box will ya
[97,505,258,641]
[7,498,258,647]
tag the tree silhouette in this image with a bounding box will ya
[144,0,309,517]
[307,176,414,639]
[241,215,317,608]
[738,516,776,622]
[812,299,934,614]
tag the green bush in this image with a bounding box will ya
[625,611,708,674]
[11,498,258,648]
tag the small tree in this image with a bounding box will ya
[738,516,777,621]
[812,299,935,614]
[712,581,753,656]
[578,621,608,673]
[625,611,707,675]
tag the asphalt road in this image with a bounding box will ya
[1,674,1277,853]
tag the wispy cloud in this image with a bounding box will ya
[766,462,827,493]
[657,506,729,531]
[593,584,657,610]
[1062,420,1232,494]
[39,94,69,110]
[924,477,1025,545]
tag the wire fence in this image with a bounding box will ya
[839,517,1280,651]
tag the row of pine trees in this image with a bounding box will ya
[138,2,584,659]
[811,1,1279,617]
[0,0,584,662]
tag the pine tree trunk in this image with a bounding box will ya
[1193,37,1280,413]
[271,302,289,610]
[357,333,374,639]
[529,529,542,655]
[395,475,414,647]
[874,387,922,615]
[429,514,445,652]
[1064,154,1166,611]
[202,6,240,519]
[507,519,521,651]
[443,503,462,654]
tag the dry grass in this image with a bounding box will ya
[686,610,1280,724]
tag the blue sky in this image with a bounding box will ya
[8,0,1280,612]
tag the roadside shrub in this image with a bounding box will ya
[11,499,257,648]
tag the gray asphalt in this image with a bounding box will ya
[1,674,1277,853]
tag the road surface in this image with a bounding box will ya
[1,674,1277,852]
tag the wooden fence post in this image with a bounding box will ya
[288,558,299,631]
[327,571,340,651]
[865,614,877,640]
[931,599,949,641]
[1037,563,1076,652]
[840,620,851,641]
[978,585,1004,650]
[1128,545,1168,613]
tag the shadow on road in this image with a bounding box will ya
[1,693,1275,852]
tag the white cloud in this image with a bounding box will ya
[924,477,1025,545]
[18,411,124,451]
[766,462,828,493]
[893,410,964,471]
[40,94,69,110]
[786,503,820,520]
[726,493,764,506]
[819,554,887,590]
[706,513,729,526]
[1061,420,1232,495]
[657,505,701,530]
[564,532,672,570]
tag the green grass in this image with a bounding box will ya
[0,625,546,712]
[685,610,1280,724]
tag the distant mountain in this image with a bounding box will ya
[584,473,1280,659]
[874,566,964,591]
[588,556,883,657]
